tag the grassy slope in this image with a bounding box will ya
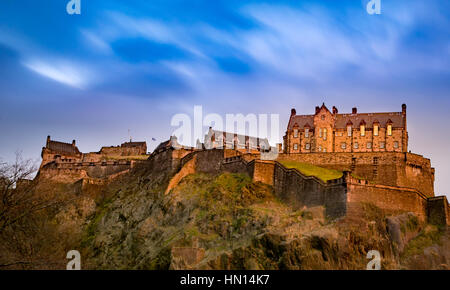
[279,160,343,182]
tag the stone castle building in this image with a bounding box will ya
[34,104,450,225]
[38,136,148,183]
[283,103,407,154]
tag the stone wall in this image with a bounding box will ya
[427,196,450,226]
[276,152,434,197]
[272,162,347,219]
[253,161,275,185]
[38,160,135,183]
[346,175,428,221]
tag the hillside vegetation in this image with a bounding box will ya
[1,156,448,269]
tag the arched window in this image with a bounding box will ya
[373,124,379,136]
[347,125,352,137]
[387,124,392,136]
[305,128,309,138]
[360,125,365,136]
[323,128,327,140]
[294,129,298,138]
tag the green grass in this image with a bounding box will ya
[279,161,343,182]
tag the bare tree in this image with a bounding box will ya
[0,153,70,269]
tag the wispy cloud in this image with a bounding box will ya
[23,59,93,89]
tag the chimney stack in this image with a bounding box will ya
[72,140,76,146]
[332,106,338,114]
[315,106,320,114]
[291,108,296,116]
[402,104,407,115]
[352,107,357,114]
[46,135,51,147]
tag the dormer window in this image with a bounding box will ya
[360,120,366,136]
[387,124,392,136]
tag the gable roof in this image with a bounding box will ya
[335,112,404,129]
[46,140,80,154]
[287,106,405,130]
[288,115,314,130]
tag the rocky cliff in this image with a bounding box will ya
[72,159,449,270]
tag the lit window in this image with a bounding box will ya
[347,126,352,137]
[360,125,365,136]
[394,141,399,148]
[294,129,298,138]
[374,125,379,136]
[387,125,392,136]
[319,128,323,138]
[294,143,298,150]
[305,128,309,138]
[323,128,327,140]
[380,142,385,149]
[367,142,372,149]
[354,142,359,149]
[341,142,346,149]
[305,143,310,150]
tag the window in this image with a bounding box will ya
[294,129,298,138]
[354,142,359,149]
[305,128,309,138]
[360,125,365,136]
[319,128,323,138]
[341,142,346,149]
[347,126,352,137]
[374,125,379,136]
[367,142,372,149]
[293,143,298,150]
[323,148,327,152]
[387,125,392,136]
[321,115,325,120]
[323,128,327,140]
[380,142,385,149]
[318,145,322,152]
[394,141,399,148]
[305,143,310,150]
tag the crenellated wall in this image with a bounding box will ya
[276,152,434,197]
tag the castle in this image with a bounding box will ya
[35,104,450,225]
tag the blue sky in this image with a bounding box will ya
[0,0,449,196]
